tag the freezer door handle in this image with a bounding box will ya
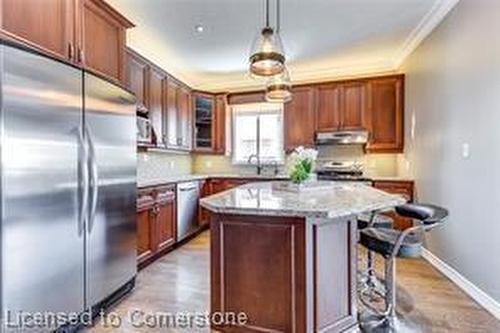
[86,127,99,233]
[76,127,89,236]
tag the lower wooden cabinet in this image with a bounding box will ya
[137,185,176,266]
[373,180,414,230]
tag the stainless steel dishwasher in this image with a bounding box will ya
[177,181,200,241]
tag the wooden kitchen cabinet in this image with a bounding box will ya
[177,85,193,150]
[149,65,167,147]
[137,190,155,264]
[342,81,368,129]
[0,0,133,84]
[284,86,317,151]
[126,48,149,111]
[80,0,134,83]
[165,77,179,148]
[315,81,367,131]
[366,75,404,153]
[373,180,414,230]
[198,180,212,226]
[137,185,177,267]
[155,186,176,252]
[316,83,342,131]
[0,0,74,61]
[214,94,227,154]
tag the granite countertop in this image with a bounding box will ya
[200,181,406,221]
[137,174,289,188]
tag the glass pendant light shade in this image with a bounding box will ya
[265,68,292,103]
[249,27,286,77]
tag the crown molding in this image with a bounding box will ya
[194,60,396,92]
[393,0,461,68]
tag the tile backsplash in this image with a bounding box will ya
[138,146,402,181]
[137,151,192,183]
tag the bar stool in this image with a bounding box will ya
[357,213,394,295]
[358,203,449,332]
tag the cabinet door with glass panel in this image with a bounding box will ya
[232,103,285,170]
[194,93,215,151]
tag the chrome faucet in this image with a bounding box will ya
[269,160,279,176]
[247,154,262,175]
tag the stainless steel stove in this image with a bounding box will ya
[316,161,373,184]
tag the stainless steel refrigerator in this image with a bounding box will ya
[0,42,137,332]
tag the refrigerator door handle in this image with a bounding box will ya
[77,127,89,236]
[86,127,99,233]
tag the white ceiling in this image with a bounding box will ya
[107,0,459,91]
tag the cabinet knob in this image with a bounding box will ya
[77,47,84,64]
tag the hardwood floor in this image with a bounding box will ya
[86,231,500,332]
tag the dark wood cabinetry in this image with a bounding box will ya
[193,93,226,154]
[126,49,149,110]
[149,65,167,146]
[0,0,74,61]
[342,81,368,129]
[284,86,317,151]
[81,0,132,83]
[136,185,176,267]
[1,0,134,84]
[177,85,192,150]
[213,94,227,154]
[373,180,414,230]
[316,84,342,131]
[366,76,404,153]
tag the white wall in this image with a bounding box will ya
[401,0,500,302]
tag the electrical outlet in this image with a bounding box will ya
[462,143,470,159]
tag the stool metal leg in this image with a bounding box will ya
[384,256,396,320]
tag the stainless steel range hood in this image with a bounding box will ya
[315,130,369,145]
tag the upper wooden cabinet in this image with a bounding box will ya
[316,84,342,131]
[163,77,192,150]
[81,0,134,82]
[149,65,167,147]
[213,94,227,154]
[366,76,404,153]
[342,81,368,129]
[284,86,317,151]
[177,85,193,150]
[316,81,367,131]
[0,0,74,61]
[126,49,149,110]
[0,0,134,84]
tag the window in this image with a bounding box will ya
[232,103,284,164]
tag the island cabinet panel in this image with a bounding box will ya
[149,65,167,147]
[284,86,317,151]
[0,0,74,61]
[366,76,404,153]
[211,214,307,333]
[210,213,358,333]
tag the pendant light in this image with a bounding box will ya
[249,0,286,77]
[265,67,292,103]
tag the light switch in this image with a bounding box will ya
[462,143,470,159]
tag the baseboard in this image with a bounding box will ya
[421,248,500,320]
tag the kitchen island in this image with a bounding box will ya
[200,181,405,333]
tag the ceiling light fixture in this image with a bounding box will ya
[265,67,292,103]
[195,24,204,33]
[249,0,286,77]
